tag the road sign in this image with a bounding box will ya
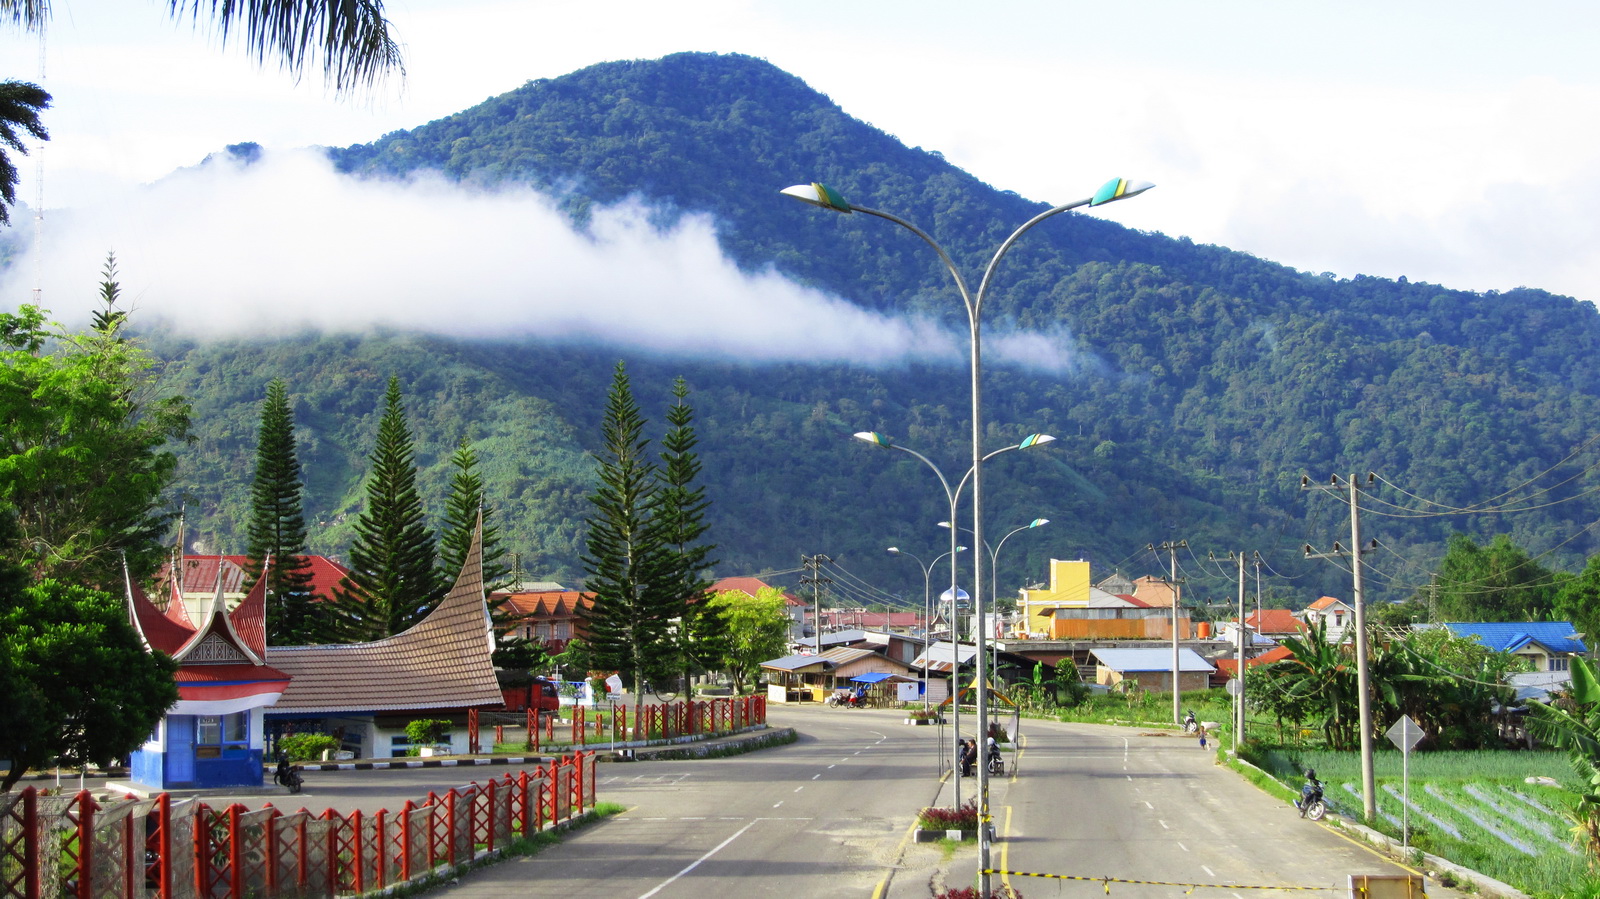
[1225,678,1243,697]
[1385,715,1424,753]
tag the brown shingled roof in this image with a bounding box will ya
[266,519,502,714]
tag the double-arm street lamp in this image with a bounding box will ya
[853,430,1049,804]
[802,178,1154,894]
[940,517,1050,636]
[885,544,967,712]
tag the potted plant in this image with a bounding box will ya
[905,707,943,725]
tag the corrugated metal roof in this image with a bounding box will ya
[1444,621,1585,655]
[1091,648,1215,673]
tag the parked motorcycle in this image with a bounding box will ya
[1182,711,1198,734]
[274,757,304,794]
[986,739,1006,776]
[826,689,866,708]
[1293,769,1326,820]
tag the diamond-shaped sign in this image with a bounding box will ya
[1386,714,1424,753]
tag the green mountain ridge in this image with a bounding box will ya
[132,52,1600,606]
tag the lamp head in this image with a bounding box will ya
[853,431,893,448]
[1089,178,1156,207]
[956,545,968,552]
[781,182,853,213]
[1018,433,1057,449]
[938,521,952,530]
[887,547,901,555]
[1029,518,1050,528]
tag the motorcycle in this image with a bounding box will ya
[986,742,1006,776]
[826,690,865,708]
[274,757,304,794]
[1182,711,1198,734]
[1293,770,1326,820]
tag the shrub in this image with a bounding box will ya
[405,718,452,746]
[908,708,942,720]
[277,733,339,761]
[933,887,1022,898]
[918,800,978,831]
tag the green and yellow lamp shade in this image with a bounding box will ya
[1017,433,1056,449]
[853,431,893,447]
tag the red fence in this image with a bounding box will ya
[0,752,595,899]
[567,695,766,745]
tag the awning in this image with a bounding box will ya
[850,672,895,683]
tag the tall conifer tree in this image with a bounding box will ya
[439,437,509,591]
[330,377,440,641]
[244,379,318,644]
[658,377,720,693]
[580,362,677,725]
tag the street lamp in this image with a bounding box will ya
[853,430,1056,801]
[805,177,1154,895]
[886,545,967,711]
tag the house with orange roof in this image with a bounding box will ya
[1245,608,1305,639]
[1210,644,1294,687]
[496,589,594,655]
[1300,596,1355,642]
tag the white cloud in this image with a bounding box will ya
[0,149,1093,366]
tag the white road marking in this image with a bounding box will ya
[637,821,757,899]
[827,764,836,769]
[1144,801,1153,809]
[1178,842,1189,852]
[1158,820,1168,829]
[811,774,820,780]
[772,801,783,808]
[1201,865,1216,878]
[794,786,804,792]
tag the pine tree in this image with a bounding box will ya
[439,437,509,591]
[244,379,318,644]
[330,377,441,641]
[657,377,720,693]
[580,361,678,728]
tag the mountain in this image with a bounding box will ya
[147,52,1600,607]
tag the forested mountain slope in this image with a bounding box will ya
[150,52,1600,605]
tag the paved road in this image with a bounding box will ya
[452,705,938,898]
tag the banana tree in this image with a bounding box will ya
[1528,657,1600,868]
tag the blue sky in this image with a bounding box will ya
[3,0,1599,349]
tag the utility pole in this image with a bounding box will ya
[510,552,524,593]
[1303,472,1378,820]
[1151,540,1187,724]
[1232,550,1247,750]
[800,554,833,655]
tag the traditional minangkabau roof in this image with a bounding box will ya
[265,520,502,715]
[125,558,291,705]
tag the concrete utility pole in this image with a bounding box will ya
[1303,473,1378,820]
[1151,540,1187,724]
[1233,550,1247,750]
[800,554,833,656]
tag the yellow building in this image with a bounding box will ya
[1016,560,1090,636]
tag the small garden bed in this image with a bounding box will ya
[916,800,977,842]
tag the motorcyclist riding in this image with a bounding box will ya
[1295,768,1325,819]
[986,737,1004,775]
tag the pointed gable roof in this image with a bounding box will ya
[126,564,197,656]
[173,564,265,665]
[266,517,502,714]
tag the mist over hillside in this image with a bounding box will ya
[19,52,1600,608]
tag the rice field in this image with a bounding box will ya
[1258,749,1589,898]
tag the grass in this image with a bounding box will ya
[1249,747,1591,898]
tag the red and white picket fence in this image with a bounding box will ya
[0,751,595,899]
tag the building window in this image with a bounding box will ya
[1552,656,1570,672]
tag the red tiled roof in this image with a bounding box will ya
[497,591,593,618]
[1306,595,1346,611]
[711,576,805,606]
[266,521,502,714]
[128,576,196,656]
[1115,594,1151,608]
[1212,645,1294,676]
[1245,609,1305,634]
[158,554,349,603]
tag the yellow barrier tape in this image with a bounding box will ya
[982,869,1340,893]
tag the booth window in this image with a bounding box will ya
[196,712,249,758]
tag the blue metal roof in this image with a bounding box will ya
[1443,622,1585,655]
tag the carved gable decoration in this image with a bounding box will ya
[187,632,249,664]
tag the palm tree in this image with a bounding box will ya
[0,0,403,223]
[1528,657,1600,869]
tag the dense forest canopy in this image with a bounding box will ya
[34,52,1600,611]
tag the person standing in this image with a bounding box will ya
[1198,722,1208,750]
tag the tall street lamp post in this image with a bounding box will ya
[853,431,1050,805]
[886,545,967,712]
[803,178,1153,895]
